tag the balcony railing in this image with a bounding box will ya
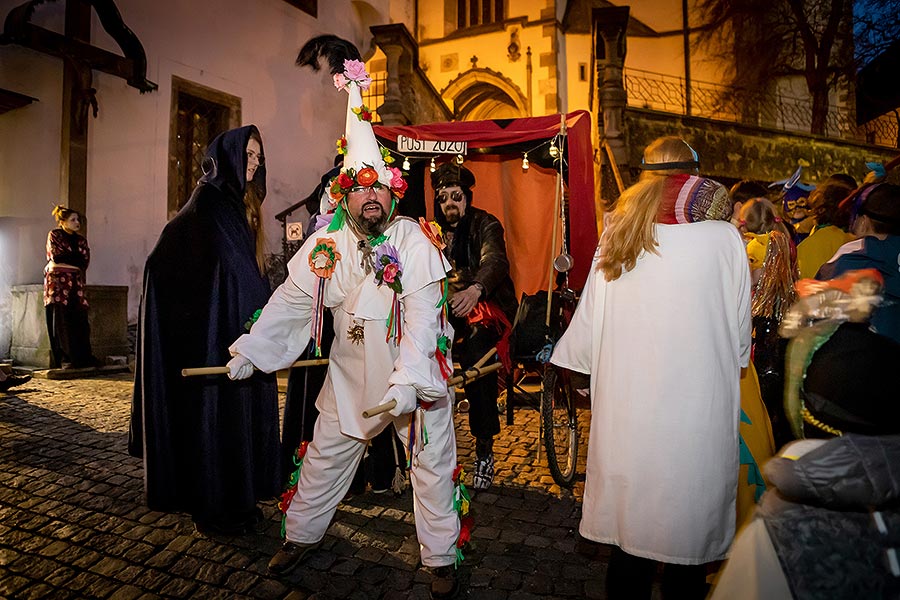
[623,68,898,149]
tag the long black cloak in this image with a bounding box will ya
[129,125,281,523]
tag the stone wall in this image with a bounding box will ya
[625,108,899,186]
[10,285,130,368]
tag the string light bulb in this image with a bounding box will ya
[402,157,411,171]
[522,153,530,171]
[549,141,559,159]
[456,154,464,165]
[429,157,436,172]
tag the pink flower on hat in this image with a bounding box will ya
[342,59,372,90]
[389,167,408,198]
[333,73,348,90]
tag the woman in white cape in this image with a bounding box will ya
[551,137,751,599]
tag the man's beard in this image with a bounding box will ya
[442,205,461,225]
[357,202,388,236]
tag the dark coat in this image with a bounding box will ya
[128,125,281,520]
[439,206,518,321]
[761,435,900,599]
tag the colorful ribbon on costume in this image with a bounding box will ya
[435,334,452,380]
[386,291,403,345]
[405,406,429,468]
[327,203,346,232]
[278,441,309,538]
[308,238,341,356]
[311,278,326,356]
[452,465,472,566]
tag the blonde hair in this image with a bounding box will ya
[598,137,699,281]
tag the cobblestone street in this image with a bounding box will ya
[0,374,606,599]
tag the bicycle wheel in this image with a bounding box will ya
[541,364,578,487]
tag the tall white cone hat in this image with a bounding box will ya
[328,60,407,205]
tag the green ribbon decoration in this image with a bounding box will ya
[436,279,449,309]
[327,203,346,232]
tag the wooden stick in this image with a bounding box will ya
[181,358,330,377]
[447,361,502,387]
[471,347,497,372]
[362,399,396,419]
[362,361,502,419]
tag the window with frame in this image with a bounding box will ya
[457,0,504,29]
[167,77,241,219]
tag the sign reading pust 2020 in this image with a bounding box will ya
[397,136,467,155]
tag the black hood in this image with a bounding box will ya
[200,124,266,205]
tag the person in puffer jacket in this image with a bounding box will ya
[709,435,900,599]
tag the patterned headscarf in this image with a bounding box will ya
[656,174,732,224]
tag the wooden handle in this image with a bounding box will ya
[361,359,502,418]
[471,348,497,371]
[181,357,331,377]
[362,399,397,419]
[181,366,230,376]
[447,361,502,387]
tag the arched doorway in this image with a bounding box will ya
[442,68,529,121]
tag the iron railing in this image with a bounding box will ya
[623,68,898,149]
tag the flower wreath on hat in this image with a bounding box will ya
[328,162,408,203]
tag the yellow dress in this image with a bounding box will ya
[736,362,775,528]
[796,225,853,279]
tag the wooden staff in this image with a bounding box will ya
[362,353,502,419]
[447,361,502,388]
[181,358,330,377]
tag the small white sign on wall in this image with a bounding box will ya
[286,222,305,241]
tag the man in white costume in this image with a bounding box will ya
[227,37,461,599]
[551,137,751,599]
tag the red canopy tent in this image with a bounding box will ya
[374,110,598,294]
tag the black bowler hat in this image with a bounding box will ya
[431,163,476,191]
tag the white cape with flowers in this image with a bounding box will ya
[551,221,752,564]
[231,216,452,439]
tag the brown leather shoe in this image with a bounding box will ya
[429,565,459,599]
[267,540,321,575]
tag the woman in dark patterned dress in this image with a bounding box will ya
[44,205,97,369]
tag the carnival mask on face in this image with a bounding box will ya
[783,193,811,223]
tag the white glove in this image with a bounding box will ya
[385,384,418,417]
[227,354,255,380]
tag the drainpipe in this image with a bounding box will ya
[526,46,533,116]
[683,0,692,116]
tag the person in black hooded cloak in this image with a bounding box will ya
[129,125,281,534]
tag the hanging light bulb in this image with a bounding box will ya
[456,154,464,165]
[522,153,530,171]
[549,141,559,159]
[430,157,436,172]
[402,157,411,171]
